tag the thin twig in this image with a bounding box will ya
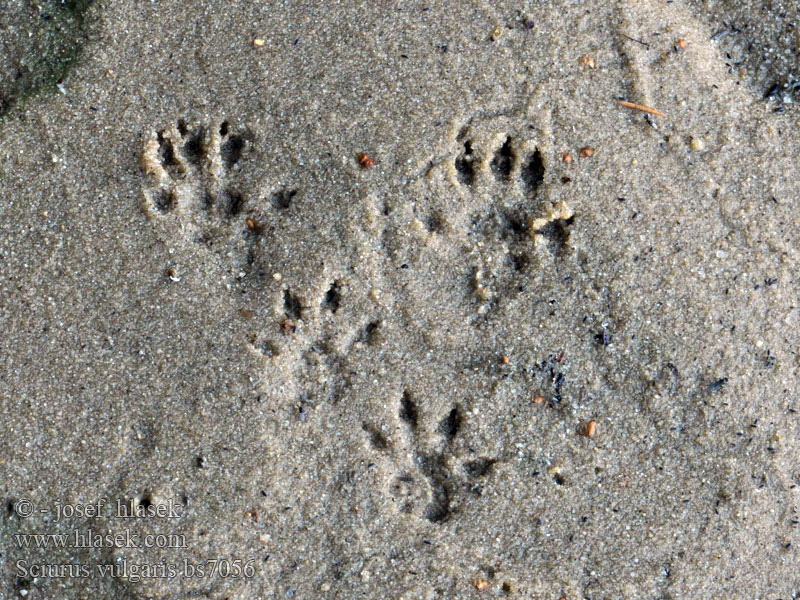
[617,99,666,117]
[620,33,649,48]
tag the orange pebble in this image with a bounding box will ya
[356,152,374,169]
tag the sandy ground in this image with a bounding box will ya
[1,1,799,598]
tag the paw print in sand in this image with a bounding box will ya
[139,118,251,246]
[455,128,544,196]
[443,115,576,313]
[365,392,498,524]
[450,114,572,229]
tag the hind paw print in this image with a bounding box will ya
[140,118,251,242]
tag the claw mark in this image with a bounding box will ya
[455,141,476,185]
[491,136,514,180]
[522,149,545,194]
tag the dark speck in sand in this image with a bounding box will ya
[711,28,727,40]
[707,378,729,393]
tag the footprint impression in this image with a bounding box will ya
[435,114,575,314]
[140,118,255,249]
[364,393,498,524]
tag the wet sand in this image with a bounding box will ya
[1,1,799,598]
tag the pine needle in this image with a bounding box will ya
[617,100,666,117]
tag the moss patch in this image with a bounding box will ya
[0,0,93,117]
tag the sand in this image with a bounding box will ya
[1,1,799,598]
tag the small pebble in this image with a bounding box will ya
[690,137,705,151]
[356,152,374,169]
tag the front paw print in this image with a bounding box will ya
[140,118,250,245]
[365,392,498,525]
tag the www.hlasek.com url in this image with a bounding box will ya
[16,558,256,581]
[15,528,187,550]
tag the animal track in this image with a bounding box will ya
[444,117,576,314]
[140,118,255,248]
[454,129,545,199]
[445,113,574,230]
[366,393,498,524]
